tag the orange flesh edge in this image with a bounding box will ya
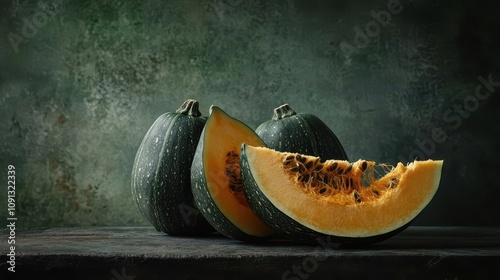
[203,108,273,237]
[245,145,443,237]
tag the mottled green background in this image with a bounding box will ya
[1,0,499,228]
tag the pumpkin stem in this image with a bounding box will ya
[177,99,202,117]
[273,104,297,120]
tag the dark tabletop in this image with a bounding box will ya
[2,226,499,279]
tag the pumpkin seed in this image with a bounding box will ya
[361,161,368,172]
[345,163,353,174]
[302,174,310,182]
[305,161,314,170]
[354,191,361,203]
[328,162,338,172]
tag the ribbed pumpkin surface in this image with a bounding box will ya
[131,99,213,236]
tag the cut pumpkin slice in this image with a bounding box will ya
[191,106,274,240]
[240,145,443,244]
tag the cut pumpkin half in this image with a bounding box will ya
[191,106,274,241]
[240,145,443,244]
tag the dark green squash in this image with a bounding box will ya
[256,104,349,161]
[131,99,214,236]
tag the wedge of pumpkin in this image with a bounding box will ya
[240,145,443,244]
[191,106,274,241]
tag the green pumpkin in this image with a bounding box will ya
[256,104,349,161]
[131,99,214,236]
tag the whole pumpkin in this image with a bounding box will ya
[256,103,348,161]
[131,99,213,236]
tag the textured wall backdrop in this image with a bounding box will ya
[1,0,499,228]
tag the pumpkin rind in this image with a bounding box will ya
[190,106,274,241]
[240,144,443,244]
[256,104,349,161]
[131,99,214,236]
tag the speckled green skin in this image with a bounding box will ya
[256,105,349,161]
[131,100,213,236]
[190,106,269,241]
[240,144,409,245]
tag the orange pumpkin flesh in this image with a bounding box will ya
[240,145,443,242]
[191,106,273,240]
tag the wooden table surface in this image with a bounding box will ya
[2,226,499,279]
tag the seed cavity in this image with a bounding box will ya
[281,153,396,204]
[225,151,248,207]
